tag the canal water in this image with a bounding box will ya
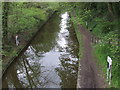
[2,12,79,88]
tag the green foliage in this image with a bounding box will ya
[2,2,60,60]
[95,32,120,87]
[67,2,120,88]
[7,3,48,34]
[3,2,60,35]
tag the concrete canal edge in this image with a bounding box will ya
[73,24,83,88]
[70,14,84,88]
[2,11,58,77]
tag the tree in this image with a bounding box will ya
[2,2,9,40]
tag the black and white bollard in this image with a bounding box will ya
[107,56,112,85]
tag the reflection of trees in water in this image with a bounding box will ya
[16,46,52,88]
[55,54,78,88]
[67,25,79,57]
[3,48,44,88]
[55,22,79,88]
[31,14,60,53]
[21,48,61,88]
[2,64,23,88]
[3,45,55,88]
[3,13,79,88]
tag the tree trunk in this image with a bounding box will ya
[107,2,115,20]
[2,2,9,44]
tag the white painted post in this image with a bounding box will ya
[107,56,112,85]
[15,35,19,46]
[109,68,112,85]
[107,68,109,81]
[86,21,87,26]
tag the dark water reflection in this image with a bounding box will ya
[2,12,79,88]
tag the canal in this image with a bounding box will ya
[2,12,79,88]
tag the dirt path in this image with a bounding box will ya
[77,24,107,88]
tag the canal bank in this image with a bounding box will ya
[2,12,79,88]
[2,11,57,77]
[70,13,83,88]
[71,13,107,88]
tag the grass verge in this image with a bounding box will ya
[94,44,119,88]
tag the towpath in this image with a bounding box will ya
[77,24,107,88]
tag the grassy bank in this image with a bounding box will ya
[71,12,119,88]
[68,3,120,88]
[94,42,120,88]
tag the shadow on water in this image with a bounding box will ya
[2,12,79,88]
